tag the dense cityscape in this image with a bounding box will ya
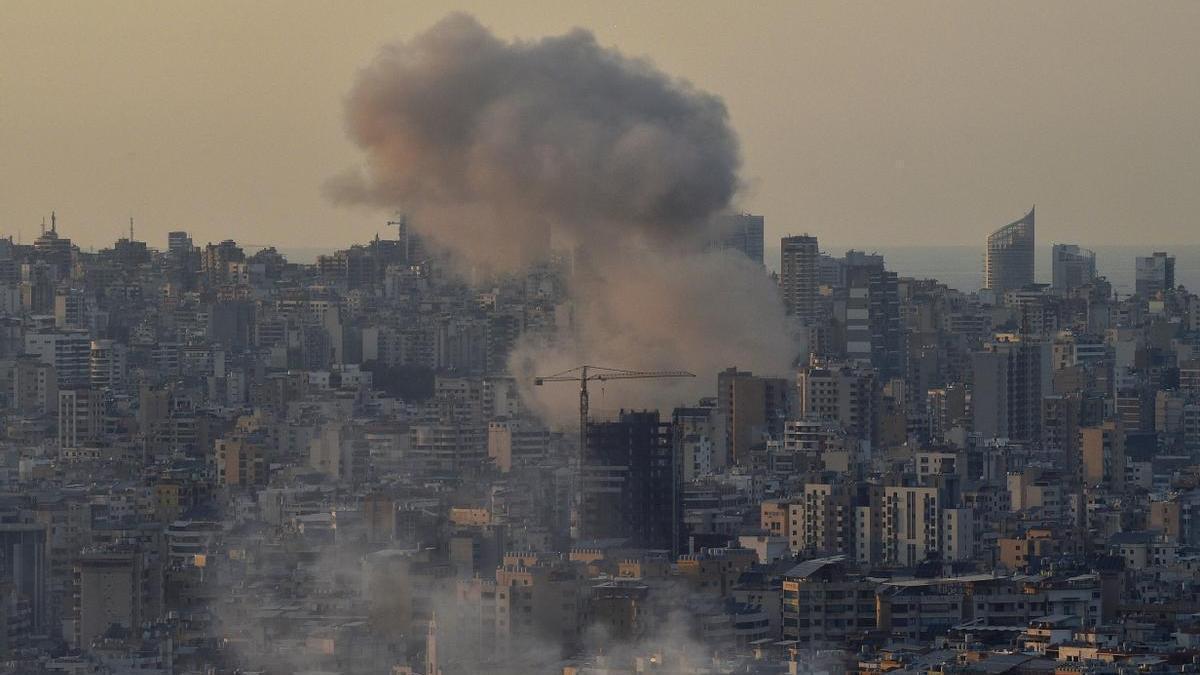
[4,6,1200,675]
[0,202,1198,674]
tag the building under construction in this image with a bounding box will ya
[577,410,681,554]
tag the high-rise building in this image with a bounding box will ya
[1041,394,1082,486]
[795,482,855,557]
[1051,244,1096,292]
[711,213,765,265]
[673,404,719,480]
[19,262,57,315]
[1135,251,1175,298]
[89,339,127,391]
[882,485,942,566]
[781,557,877,647]
[985,207,1036,294]
[167,230,193,256]
[0,525,49,633]
[24,329,91,388]
[797,362,880,451]
[54,288,89,330]
[578,410,680,553]
[58,387,101,449]
[717,367,791,466]
[32,213,75,280]
[12,355,57,416]
[781,235,820,319]
[1081,421,1125,490]
[200,240,245,283]
[971,335,1048,442]
[840,253,903,378]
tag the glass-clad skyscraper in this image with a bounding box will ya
[985,207,1035,294]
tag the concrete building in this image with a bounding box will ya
[73,550,153,649]
[58,387,101,449]
[214,438,267,487]
[24,329,91,388]
[717,368,790,467]
[12,355,57,416]
[781,556,876,647]
[88,339,127,391]
[1051,244,1097,293]
[1135,251,1175,297]
[971,335,1048,442]
[1042,394,1082,485]
[1081,421,1125,490]
[673,405,719,480]
[882,486,943,566]
[54,288,89,329]
[839,256,904,378]
[781,235,820,320]
[795,483,854,557]
[167,230,193,256]
[797,363,879,451]
[942,507,975,562]
[487,418,550,473]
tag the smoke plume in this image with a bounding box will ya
[333,13,798,417]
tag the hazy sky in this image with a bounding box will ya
[3,1,1199,252]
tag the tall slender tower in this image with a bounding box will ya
[781,235,819,319]
[984,207,1035,294]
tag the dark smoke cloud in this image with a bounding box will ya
[329,12,741,265]
[333,14,798,417]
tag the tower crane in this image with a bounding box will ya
[534,365,695,460]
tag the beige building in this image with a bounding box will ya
[214,438,266,487]
[797,363,879,451]
[781,556,876,647]
[487,418,549,472]
[883,486,941,566]
[1081,421,1125,490]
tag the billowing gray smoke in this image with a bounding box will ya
[333,13,797,418]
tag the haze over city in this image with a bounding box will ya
[4,1,1200,249]
[3,4,1200,675]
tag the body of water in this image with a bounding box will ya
[770,243,1200,296]
[277,241,1200,297]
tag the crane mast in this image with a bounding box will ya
[534,365,695,462]
[534,365,695,552]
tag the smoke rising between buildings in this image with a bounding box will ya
[330,13,798,418]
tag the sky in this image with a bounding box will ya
[2,1,1199,253]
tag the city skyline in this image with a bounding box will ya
[3,6,1200,673]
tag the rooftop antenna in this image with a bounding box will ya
[129,216,135,241]
[51,211,56,234]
